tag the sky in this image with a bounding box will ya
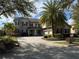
[0,0,77,28]
[0,15,13,27]
[32,0,77,25]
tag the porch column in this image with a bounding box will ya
[34,30,37,35]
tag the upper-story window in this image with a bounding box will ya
[21,21,28,26]
[17,22,19,25]
[15,21,19,25]
[15,22,17,25]
[29,23,33,27]
[22,22,24,26]
[38,24,40,27]
[26,22,28,26]
[35,23,39,27]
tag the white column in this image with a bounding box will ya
[28,30,30,36]
[27,22,29,27]
[34,30,37,35]
[33,23,35,27]
[37,24,38,27]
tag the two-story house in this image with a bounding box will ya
[14,17,43,36]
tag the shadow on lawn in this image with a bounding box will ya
[0,42,79,59]
[68,42,79,47]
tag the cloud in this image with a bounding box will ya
[67,18,74,25]
[0,15,14,23]
[0,15,14,27]
[32,0,44,19]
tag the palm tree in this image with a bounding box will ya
[3,23,16,35]
[40,0,72,37]
[73,1,79,29]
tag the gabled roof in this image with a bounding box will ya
[14,17,39,22]
[64,21,71,28]
[14,17,29,21]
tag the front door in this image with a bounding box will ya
[29,30,34,36]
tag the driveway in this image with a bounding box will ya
[0,36,79,59]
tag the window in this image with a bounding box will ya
[21,30,23,33]
[22,22,24,26]
[29,23,33,27]
[56,28,60,33]
[16,29,19,33]
[35,23,38,27]
[18,21,19,25]
[15,22,17,25]
[36,24,38,27]
[15,21,19,25]
[56,28,62,33]
[64,29,69,33]
[26,22,28,26]
[38,24,40,27]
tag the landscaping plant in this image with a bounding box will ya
[0,36,19,53]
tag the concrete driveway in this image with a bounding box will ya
[0,36,79,59]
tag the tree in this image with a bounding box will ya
[40,0,74,37]
[72,1,79,29]
[0,0,36,17]
[3,23,16,35]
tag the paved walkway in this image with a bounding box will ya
[0,36,79,59]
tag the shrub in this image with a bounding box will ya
[44,35,48,38]
[44,35,52,39]
[54,34,60,38]
[0,36,19,53]
[48,35,52,38]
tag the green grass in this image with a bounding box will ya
[75,39,79,42]
[54,41,67,45]
[0,36,16,40]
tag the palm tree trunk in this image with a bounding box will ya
[51,19,55,37]
[52,25,55,37]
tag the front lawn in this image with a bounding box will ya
[44,37,79,47]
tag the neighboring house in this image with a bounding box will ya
[70,24,79,37]
[14,17,43,36]
[70,25,76,34]
[41,22,71,37]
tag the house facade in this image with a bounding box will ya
[14,17,43,36]
[41,22,71,37]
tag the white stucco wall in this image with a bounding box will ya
[45,31,48,35]
[70,26,76,34]
[49,31,52,35]
[44,29,52,35]
[42,24,46,28]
